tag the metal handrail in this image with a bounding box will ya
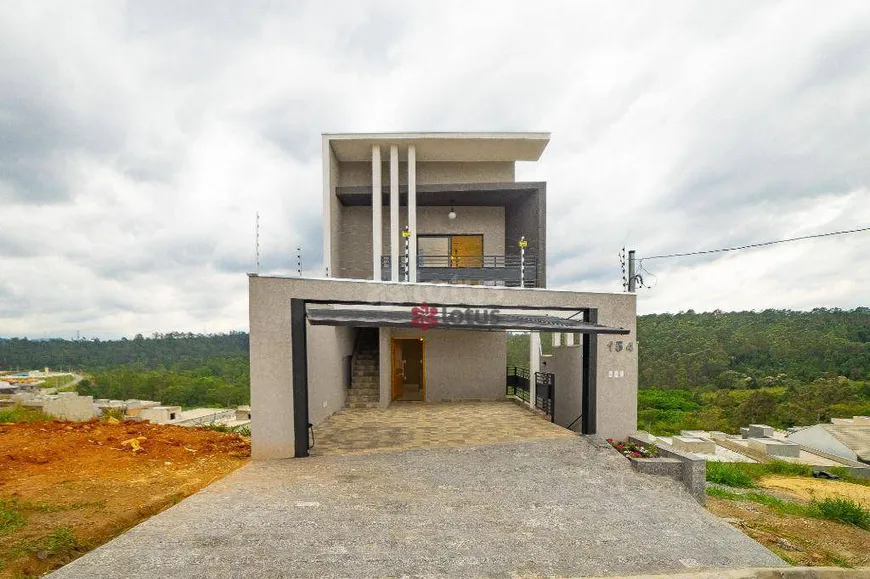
[382,254,535,268]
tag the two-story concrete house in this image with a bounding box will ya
[249,132,638,459]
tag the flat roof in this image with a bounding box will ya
[307,306,629,334]
[324,132,550,163]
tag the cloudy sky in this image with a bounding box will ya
[2,1,869,338]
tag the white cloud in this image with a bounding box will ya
[1,0,869,337]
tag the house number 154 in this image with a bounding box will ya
[607,341,634,352]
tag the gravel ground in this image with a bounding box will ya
[50,436,785,578]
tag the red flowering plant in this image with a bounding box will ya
[606,438,659,459]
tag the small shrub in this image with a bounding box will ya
[706,462,756,488]
[810,497,870,530]
[101,407,126,422]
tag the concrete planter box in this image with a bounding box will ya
[630,456,682,478]
[629,433,707,505]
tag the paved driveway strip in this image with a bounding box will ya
[51,437,784,578]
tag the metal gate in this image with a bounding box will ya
[534,372,555,422]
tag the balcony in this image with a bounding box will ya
[380,255,538,288]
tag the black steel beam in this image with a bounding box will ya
[581,308,598,435]
[290,299,310,458]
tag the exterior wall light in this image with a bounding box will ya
[448,207,457,220]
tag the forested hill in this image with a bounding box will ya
[638,308,870,389]
[2,309,870,386]
[0,332,249,371]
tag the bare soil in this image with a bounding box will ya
[707,491,870,568]
[0,419,249,577]
[759,475,870,505]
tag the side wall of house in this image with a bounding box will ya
[307,325,355,426]
[544,344,583,430]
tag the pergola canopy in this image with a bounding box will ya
[306,305,629,334]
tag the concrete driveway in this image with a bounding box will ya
[50,436,784,578]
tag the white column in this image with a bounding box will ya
[372,145,382,280]
[390,145,399,281]
[529,331,541,408]
[407,145,417,283]
[553,332,562,347]
[566,333,575,346]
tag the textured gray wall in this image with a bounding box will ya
[504,186,545,285]
[249,275,636,459]
[307,325,355,426]
[392,327,506,401]
[544,345,583,430]
[337,205,506,280]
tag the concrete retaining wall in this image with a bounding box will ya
[629,434,706,504]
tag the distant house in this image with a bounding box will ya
[787,416,870,464]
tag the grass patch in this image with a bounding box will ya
[707,486,870,530]
[706,462,757,488]
[0,405,53,424]
[39,375,75,389]
[197,423,251,437]
[16,526,83,559]
[0,500,26,536]
[827,467,870,487]
[706,459,817,488]
[810,497,870,530]
[756,460,813,478]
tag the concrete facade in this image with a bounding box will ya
[249,275,637,459]
[323,133,548,285]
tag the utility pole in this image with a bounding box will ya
[255,212,261,275]
[628,250,637,292]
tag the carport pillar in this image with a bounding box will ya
[390,145,399,281]
[581,309,598,435]
[408,145,417,282]
[529,331,541,407]
[291,299,310,458]
[372,145,382,280]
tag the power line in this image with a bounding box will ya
[642,225,870,261]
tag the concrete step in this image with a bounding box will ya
[346,401,380,409]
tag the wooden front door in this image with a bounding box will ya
[450,235,483,268]
[391,339,404,400]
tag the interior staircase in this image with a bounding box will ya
[347,328,380,409]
